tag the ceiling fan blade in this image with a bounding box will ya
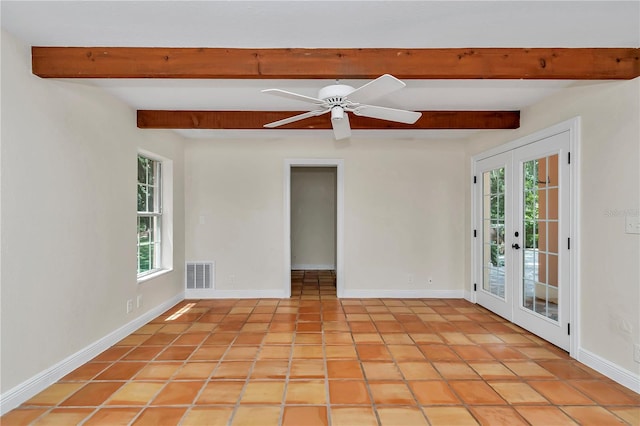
[262,89,324,105]
[346,74,406,104]
[263,109,328,128]
[331,111,351,140]
[352,105,422,124]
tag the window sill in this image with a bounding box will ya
[137,268,173,284]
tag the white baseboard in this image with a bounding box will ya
[341,289,465,299]
[185,289,287,299]
[0,292,184,415]
[464,290,473,302]
[291,264,335,270]
[577,347,640,394]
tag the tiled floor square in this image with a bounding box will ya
[433,361,480,380]
[515,406,578,425]
[377,407,429,425]
[325,345,358,359]
[469,406,528,425]
[181,407,233,426]
[569,380,640,405]
[396,361,440,380]
[330,406,378,426]
[488,381,549,404]
[240,382,285,404]
[0,408,47,425]
[62,362,109,381]
[423,406,479,426]
[409,381,460,405]
[285,380,326,404]
[369,382,416,405]
[357,344,393,360]
[106,382,165,405]
[449,381,506,405]
[134,362,182,380]
[231,405,282,425]
[327,360,363,379]
[467,361,517,380]
[419,344,461,360]
[83,407,141,425]
[25,383,85,406]
[95,362,147,380]
[290,359,326,378]
[196,381,244,404]
[32,408,93,425]
[282,406,328,426]
[212,361,253,379]
[132,407,186,425]
[362,361,403,380]
[387,344,426,360]
[251,360,289,379]
[503,361,555,378]
[174,362,217,379]
[528,380,594,405]
[151,381,205,405]
[59,382,124,407]
[560,406,628,425]
[328,380,371,405]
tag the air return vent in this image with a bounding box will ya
[185,262,214,290]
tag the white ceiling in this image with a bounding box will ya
[2,1,639,140]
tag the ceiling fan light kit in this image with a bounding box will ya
[262,74,422,140]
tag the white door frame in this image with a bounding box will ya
[471,117,580,358]
[284,159,345,298]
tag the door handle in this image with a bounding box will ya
[512,243,521,250]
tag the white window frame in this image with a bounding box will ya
[137,150,174,282]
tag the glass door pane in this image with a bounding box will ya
[522,154,559,322]
[482,168,506,299]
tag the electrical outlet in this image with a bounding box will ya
[126,299,133,314]
[428,277,433,285]
[634,344,640,363]
[137,295,143,309]
[407,274,414,284]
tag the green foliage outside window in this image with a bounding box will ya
[137,155,161,275]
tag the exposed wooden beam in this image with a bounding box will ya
[136,110,520,130]
[32,47,639,79]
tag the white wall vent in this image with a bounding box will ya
[186,262,214,290]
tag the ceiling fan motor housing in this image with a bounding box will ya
[318,84,355,105]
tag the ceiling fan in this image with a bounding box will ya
[261,74,422,140]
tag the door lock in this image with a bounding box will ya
[512,243,521,250]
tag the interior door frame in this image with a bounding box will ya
[470,117,580,358]
[284,159,344,298]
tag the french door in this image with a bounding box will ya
[475,131,571,350]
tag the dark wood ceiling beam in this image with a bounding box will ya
[32,47,639,79]
[136,110,520,130]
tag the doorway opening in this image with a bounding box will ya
[284,159,344,298]
[290,166,337,298]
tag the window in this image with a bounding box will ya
[137,154,162,276]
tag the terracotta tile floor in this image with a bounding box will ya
[3,270,639,425]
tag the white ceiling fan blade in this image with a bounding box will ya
[346,74,406,104]
[263,109,328,128]
[331,111,351,140]
[262,89,324,105]
[353,105,422,124]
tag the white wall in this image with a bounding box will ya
[0,30,186,394]
[291,167,336,269]
[185,137,466,295]
[464,78,640,377]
